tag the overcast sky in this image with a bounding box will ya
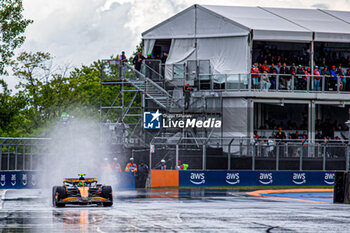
[4,0,350,90]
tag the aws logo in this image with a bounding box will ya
[324,173,334,185]
[292,173,306,185]
[226,173,240,185]
[190,173,205,185]
[259,173,273,185]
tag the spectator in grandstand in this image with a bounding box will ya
[132,51,145,72]
[296,65,306,90]
[138,161,149,188]
[313,66,321,91]
[266,52,274,64]
[290,54,299,65]
[261,71,271,90]
[276,56,283,66]
[305,67,312,90]
[161,52,168,63]
[251,62,260,89]
[330,66,338,91]
[115,118,125,143]
[184,82,192,110]
[266,137,275,157]
[319,57,327,68]
[261,60,270,73]
[160,159,167,170]
[256,51,266,64]
[275,127,286,140]
[254,130,259,139]
[279,62,289,90]
[346,68,350,91]
[321,66,330,91]
[337,67,346,91]
[269,63,278,89]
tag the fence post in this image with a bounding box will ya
[0,145,2,170]
[347,145,350,172]
[299,145,303,171]
[176,144,179,168]
[149,148,152,170]
[276,143,279,171]
[323,144,326,171]
[252,144,255,171]
[202,143,206,170]
[7,145,10,170]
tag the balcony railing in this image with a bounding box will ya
[197,73,350,93]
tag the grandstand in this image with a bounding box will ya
[99,5,350,171]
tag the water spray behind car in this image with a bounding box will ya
[39,114,117,190]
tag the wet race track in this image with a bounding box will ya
[0,189,348,232]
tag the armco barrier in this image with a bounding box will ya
[178,171,335,187]
[151,170,179,188]
[0,171,39,189]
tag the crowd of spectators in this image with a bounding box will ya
[254,118,348,142]
[251,51,350,91]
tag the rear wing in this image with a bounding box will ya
[63,178,98,182]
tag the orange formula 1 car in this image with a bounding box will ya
[52,174,113,207]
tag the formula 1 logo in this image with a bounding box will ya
[0,174,5,186]
[31,174,37,186]
[11,174,16,186]
[22,174,28,186]
[190,173,205,185]
[259,173,273,185]
[292,173,306,185]
[226,173,240,185]
[324,173,334,185]
[143,110,161,129]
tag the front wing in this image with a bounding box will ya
[58,196,112,205]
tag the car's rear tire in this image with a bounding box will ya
[102,186,113,207]
[52,186,66,207]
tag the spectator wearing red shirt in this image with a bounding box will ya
[313,66,321,91]
[251,62,260,89]
[261,60,270,73]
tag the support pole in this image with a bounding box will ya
[176,144,179,168]
[276,143,279,171]
[202,144,206,170]
[149,149,152,170]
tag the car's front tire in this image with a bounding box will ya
[101,186,113,207]
[52,186,66,207]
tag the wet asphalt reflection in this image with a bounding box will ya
[0,189,348,233]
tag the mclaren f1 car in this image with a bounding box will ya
[52,174,113,207]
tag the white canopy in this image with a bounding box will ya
[143,4,350,43]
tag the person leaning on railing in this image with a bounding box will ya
[321,66,330,91]
[251,62,260,89]
[313,66,321,91]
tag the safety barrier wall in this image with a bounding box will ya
[150,170,179,188]
[0,171,39,189]
[0,171,135,189]
[150,170,335,188]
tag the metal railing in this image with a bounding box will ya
[150,137,350,170]
[0,137,50,171]
[196,73,350,93]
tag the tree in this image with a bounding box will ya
[0,0,32,74]
[0,79,26,136]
